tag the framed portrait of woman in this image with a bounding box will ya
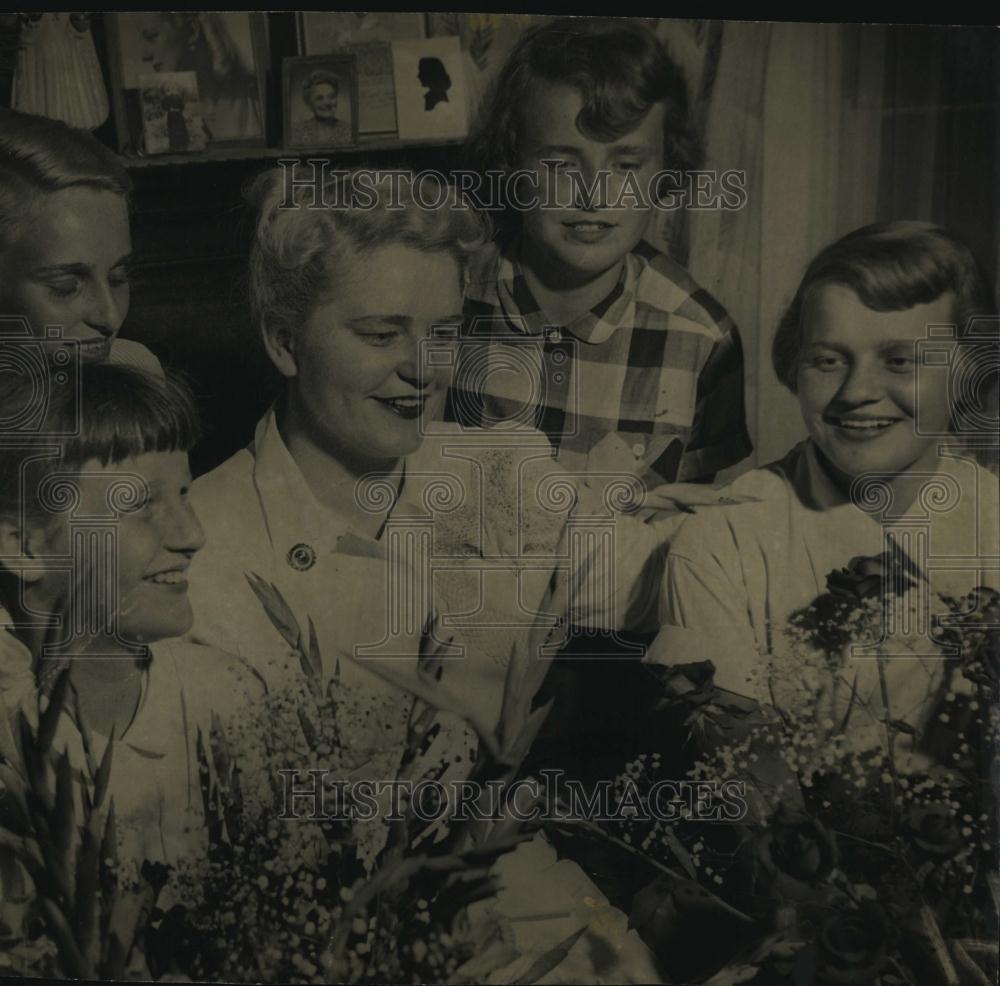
[282,54,359,151]
[297,12,426,138]
[106,11,268,155]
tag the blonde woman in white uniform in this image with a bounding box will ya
[185,167,690,983]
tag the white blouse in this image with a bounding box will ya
[650,440,999,759]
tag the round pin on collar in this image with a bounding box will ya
[287,542,316,572]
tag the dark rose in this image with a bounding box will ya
[905,803,964,857]
[805,592,856,650]
[793,903,889,985]
[827,551,918,604]
[755,806,838,901]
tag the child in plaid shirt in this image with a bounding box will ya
[444,17,752,484]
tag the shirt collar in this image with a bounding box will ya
[496,238,638,344]
[251,407,358,568]
[796,438,988,534]
[250,407,439,569]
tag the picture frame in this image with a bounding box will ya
[391,36,467,141]
[105,11,268,156]
[282,53,359,151]
[298,12,427,137]
[138,71,208,155]
[298,12,425,54]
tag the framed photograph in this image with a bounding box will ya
[298,12,425,53]
[298,12,426,137]
[138,71,207,155]
[106,12,267,154]
[391,37,467,141]
[283,54,359,150]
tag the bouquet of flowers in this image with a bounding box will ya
[0,566,572,984]
[580,547,999,985]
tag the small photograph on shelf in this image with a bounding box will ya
[299,13,426,138]
[283,54,359,150]
[139,71,207,155]
[391,37,467,141]
[107,12,267,153]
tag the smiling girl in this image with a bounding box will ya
[0,362,260,866]
[651,222,999,750]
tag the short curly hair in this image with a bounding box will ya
[246,165,492,346]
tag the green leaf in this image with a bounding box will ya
[120,742,165,760]
[496,560,565,762]
[71,686,97,780]
[512,923,589,984]
[305,615,323,681]
[99,803,118,916]
[52,750,76,861]
[501,699,553,769]
[73,821,100,959]
[37,669,71,755]
[245,572,302,652]
[99,802,117,872]
[91,728,115,813]
[0,767,30,836]
[18,713,51,812]
[661,827,698,880]
[101,928,127,981]
[40,894,91,978]
[0,705,23,765]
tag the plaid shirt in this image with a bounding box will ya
[443,238,752,482]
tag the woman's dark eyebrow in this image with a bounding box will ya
[801,341,849,354]
[348,315,410,329]
[32,253,134,276]
[31,262,91,276]
[538,145,583,157]
[877,340,919,354]
[609,144,653,156]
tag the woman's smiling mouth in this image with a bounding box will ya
[825,414,904,439]
[562,220,617,242]
[373,395,427,420]
[144,568,189,588]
